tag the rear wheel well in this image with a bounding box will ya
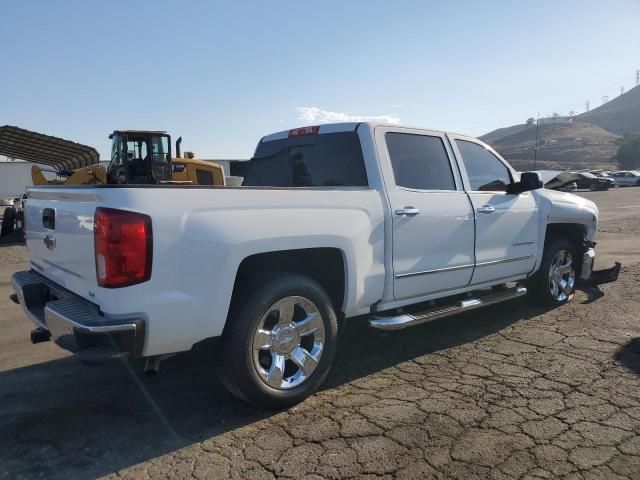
[231,248,346,315]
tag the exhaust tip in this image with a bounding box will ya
[144,356,162,377]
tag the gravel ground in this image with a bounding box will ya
[0,188,639,480]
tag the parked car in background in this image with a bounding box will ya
[574,172,614,191]
[539,171,579,191]
[610,170,640,187]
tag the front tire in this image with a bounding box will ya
[529,238,577,306]
[219,273,338,409]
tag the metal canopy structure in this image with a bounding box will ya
[0,125,99,170]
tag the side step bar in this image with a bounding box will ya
[369,285,527,331]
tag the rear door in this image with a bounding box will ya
[24,188,99,300]
[449,136,539,284]
[376,126,475,301]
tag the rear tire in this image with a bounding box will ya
[528,238,577,306]
[219,273,338,409]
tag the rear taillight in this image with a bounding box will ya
[288,126,319,137]
[94,207,152,288]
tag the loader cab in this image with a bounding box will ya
[107,130,172,184]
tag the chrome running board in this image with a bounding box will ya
[369,286,527,331]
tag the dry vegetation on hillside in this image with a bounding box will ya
[486,121,619,169]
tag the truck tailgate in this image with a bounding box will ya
[25,188,98,300]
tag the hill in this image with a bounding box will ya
[479,84,640,169]
[480,124,529,144]
[576,84,640,134]
[484,121,618,170]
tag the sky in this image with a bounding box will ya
[1,0,639,160]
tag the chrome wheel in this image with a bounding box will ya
[548,249,575,302]
[252,296,325,390]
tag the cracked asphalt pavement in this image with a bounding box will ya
[1,188,640,480]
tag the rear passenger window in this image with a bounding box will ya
[455,140,512,192]
[386,133,455,190]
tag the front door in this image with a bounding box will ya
[450,136,539,285]
[377,127,476,301]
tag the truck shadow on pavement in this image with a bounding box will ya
[0,299,554,479]
[615,337,640,376]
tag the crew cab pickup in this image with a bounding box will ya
[11,122,620,407]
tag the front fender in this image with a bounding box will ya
[530,189,599,274]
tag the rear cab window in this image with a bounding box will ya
[244,131,368,187]
[385,133,456,190]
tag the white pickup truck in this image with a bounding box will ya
[11,122,620,407]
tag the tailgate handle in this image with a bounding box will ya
[43,208,55,230]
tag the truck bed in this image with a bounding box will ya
[23,184,386,355]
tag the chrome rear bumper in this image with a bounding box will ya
[11,270,144,363]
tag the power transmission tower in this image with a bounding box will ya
[601,96,608,104]
[585,100,590,112]
[636,70,639,86]
[534,112,540,170]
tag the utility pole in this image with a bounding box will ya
[585,100,590,112]
[621,86,624,96]
[636,69,639,86]
[534,112,540,171]
[601,96,608,104]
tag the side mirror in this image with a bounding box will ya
[510,171,543,194]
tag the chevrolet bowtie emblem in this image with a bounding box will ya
[44,234,56,250]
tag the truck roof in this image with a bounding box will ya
[260,122,469,143]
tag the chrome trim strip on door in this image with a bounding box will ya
[395,254,536,279]
[395,263,475,279]
[475,254,536,268]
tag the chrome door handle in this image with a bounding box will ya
[476,205,496,214]
[395,207,421,216]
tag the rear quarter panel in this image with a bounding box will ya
[94,187,385,355]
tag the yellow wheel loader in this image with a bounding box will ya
[107,130,225,186]
[1,125,225,187]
